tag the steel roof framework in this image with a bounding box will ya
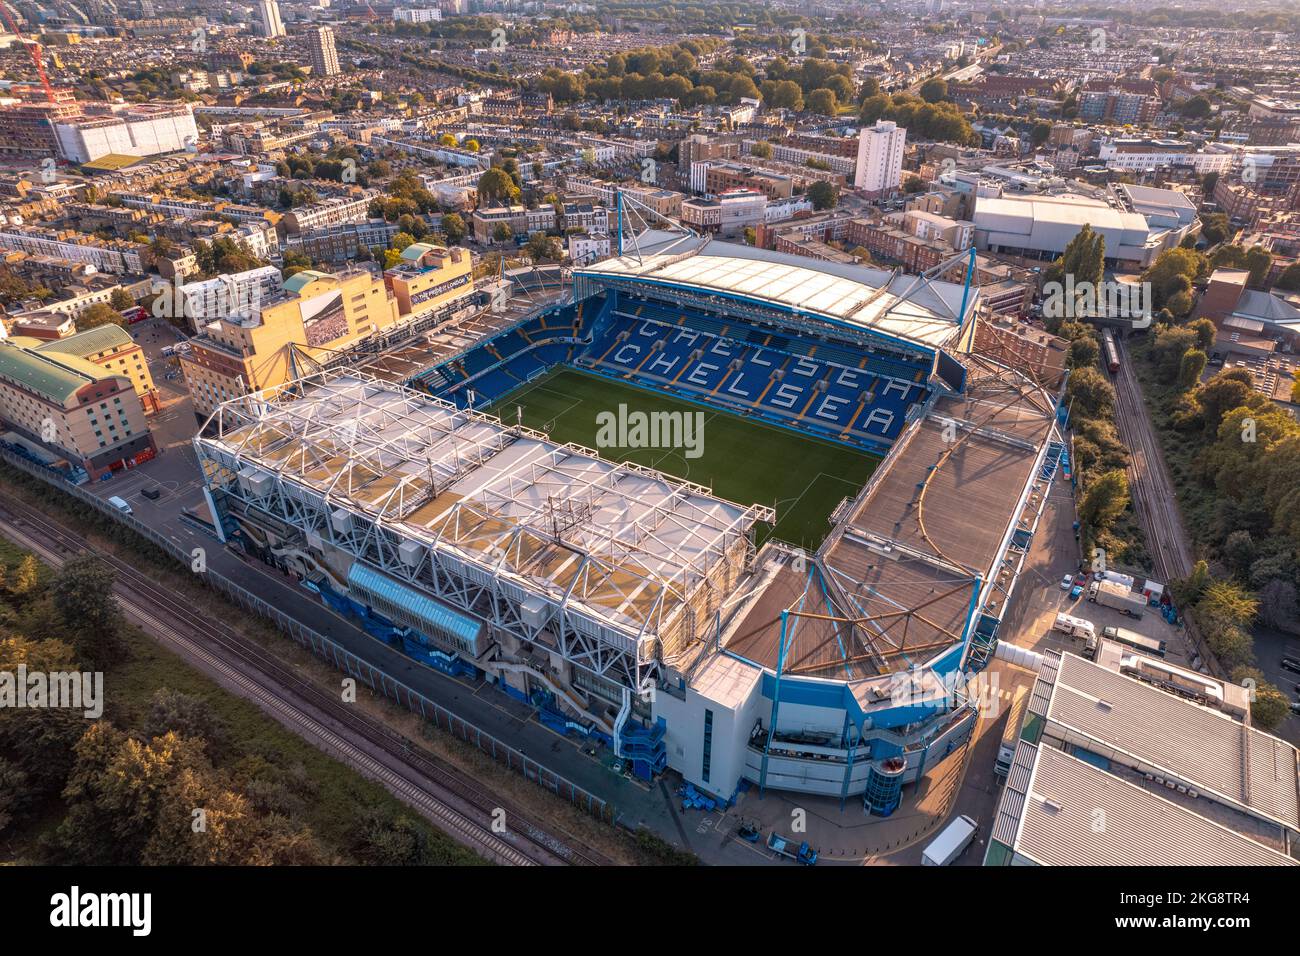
[196,369,772,696]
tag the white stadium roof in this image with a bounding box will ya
[577,243,973,352]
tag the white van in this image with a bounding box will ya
[922,814,978,866]
[107,495,133,515]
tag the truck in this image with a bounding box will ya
[1088,579,1147,618]
[994,686,1030,778]
[922,814,978,866]
[1102,625,1166,659]
[767,832,819,865]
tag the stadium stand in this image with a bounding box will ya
[413,289,931,451]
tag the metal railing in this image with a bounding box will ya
[0,445,613,822]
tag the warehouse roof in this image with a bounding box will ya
[1044,653,1300,832]
[1001,744,1297,866]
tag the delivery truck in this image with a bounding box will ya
[994,686,1030,778]
[1088,579,1147,618]
[922,814,978,866]
[1102,625,1167,659]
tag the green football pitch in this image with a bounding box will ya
[485,367,880,550]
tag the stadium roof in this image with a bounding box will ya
[80,153,148,172]
[725,356,1059,681]
[201,370,773,646]
[577,242,972,352]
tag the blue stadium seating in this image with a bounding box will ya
[412,290,934,447]
[577,307,930,445]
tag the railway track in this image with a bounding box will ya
[0,496,616,868]
[1112,338,1193,584]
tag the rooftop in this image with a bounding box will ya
[577,242,972,351]
[997,743,1296,866]
[200,370,772,645]
[1041,652,1300,832]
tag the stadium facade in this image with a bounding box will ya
[194,242,1067,812]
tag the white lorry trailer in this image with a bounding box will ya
[922,814,978,866]
[1088,579,1147,618]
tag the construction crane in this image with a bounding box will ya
[0,2,56,103]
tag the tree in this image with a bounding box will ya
[806,88,838,116]
[1179,94,1212,120]
[492,222,513,243]
[142,689,229,758]
[1067,335,1100,370]
[524,233,561,263]
[77,303,126,332]
[918,78,948,103]
[760,79,803,111]
[1276,262,1300,292]
[1065,366,1115,419]
[51,554,125,666]
[807,181,839,211]
[10,554,40,597]
[1229,668,1289,730]
[441,212,466,244]
[1043,224,1104,325]
[1178,348,1207,389]
[1142,247,1205,310]
[109,288,134,311]
[1079,469,1129,534]
[281,250,312,279]
[1244,245,1272,288]
[476,168,519,206]
[750,141,773,159]
[1188,317,1216,352]
[1200,212,1230,246]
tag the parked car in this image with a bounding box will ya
[1281,657,1300,675]
[1059,574,1073,591]
[142,486,162,500]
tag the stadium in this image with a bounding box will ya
[194,236,1066,813]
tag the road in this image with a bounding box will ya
[0,494,612,867]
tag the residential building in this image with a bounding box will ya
[257,0,285,38]
[854,120,906,197]
[308,27,341,78]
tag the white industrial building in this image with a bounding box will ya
[854,120,906,197]
[54,104,199,164]
[971,192,1194,268]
